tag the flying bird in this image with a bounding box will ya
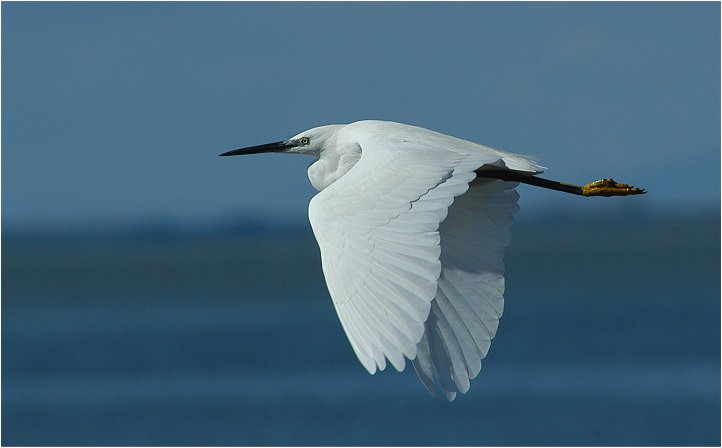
[221,120,645,400]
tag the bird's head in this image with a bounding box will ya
[220,124,344,158]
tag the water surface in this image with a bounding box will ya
[3,214,719,445]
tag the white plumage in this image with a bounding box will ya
[223,120,545,400]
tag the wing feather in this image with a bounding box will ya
[309,122,537,388]
[309,132,502,374]
[412,180,520,400]
[426,310,459,401]
[434,287,480,377]
[361,278,425,341]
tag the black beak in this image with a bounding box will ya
[219,141,293,157]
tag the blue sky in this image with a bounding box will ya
[3,2,719,229]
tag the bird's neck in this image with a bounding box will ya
[307,142,362,191]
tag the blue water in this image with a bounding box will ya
[3,214,719,445]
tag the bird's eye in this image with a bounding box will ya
[298,137,310,146]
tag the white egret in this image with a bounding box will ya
[221,120,645,400]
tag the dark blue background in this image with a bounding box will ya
[3,2,719,229]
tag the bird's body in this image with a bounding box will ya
[302,121,542,191]
[221,120,645,400]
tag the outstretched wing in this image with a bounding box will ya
[412,179,520,400]
[308,134,501,374]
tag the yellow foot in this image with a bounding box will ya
[581,178,647,197]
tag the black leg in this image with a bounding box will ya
[475,169,646,197]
